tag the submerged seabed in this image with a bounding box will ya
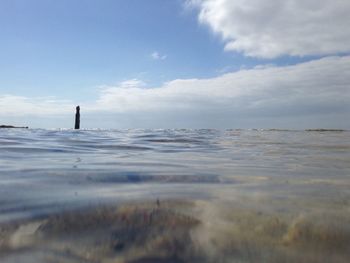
[0,129,349,263]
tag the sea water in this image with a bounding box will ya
[0,129,349,262]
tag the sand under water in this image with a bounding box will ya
[0,129,349,262]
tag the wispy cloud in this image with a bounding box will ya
[116,79,146,89]
[188,0,350,58]
[151,51,167,60]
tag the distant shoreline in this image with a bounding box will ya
[0,125,28,129]
[304,129,346,132]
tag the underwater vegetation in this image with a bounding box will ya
[0,197,349,263]
[0,200,199,263]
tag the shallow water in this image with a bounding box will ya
[0,129,349,262]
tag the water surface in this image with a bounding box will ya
[0,129,349,262]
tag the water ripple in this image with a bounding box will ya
[0,128,349,222]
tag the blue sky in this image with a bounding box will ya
[0,0,243,98]
[0,0,349,128]
[0,0,277,95]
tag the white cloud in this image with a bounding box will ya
[188,0,350,58]
[90,56,350,128]
[0,95,73,116]
[151,51,167,60]
[89,56,350,128]
[1,57,349,128]
[93,79,147,111]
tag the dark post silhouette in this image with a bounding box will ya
[75,106,80,130]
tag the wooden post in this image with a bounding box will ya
[75,106,80,129]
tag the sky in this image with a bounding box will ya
[0,0,349,129]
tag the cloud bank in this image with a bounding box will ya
[1,56,349,128]
[188,0,350,58]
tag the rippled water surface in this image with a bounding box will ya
[0,129,349,262]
